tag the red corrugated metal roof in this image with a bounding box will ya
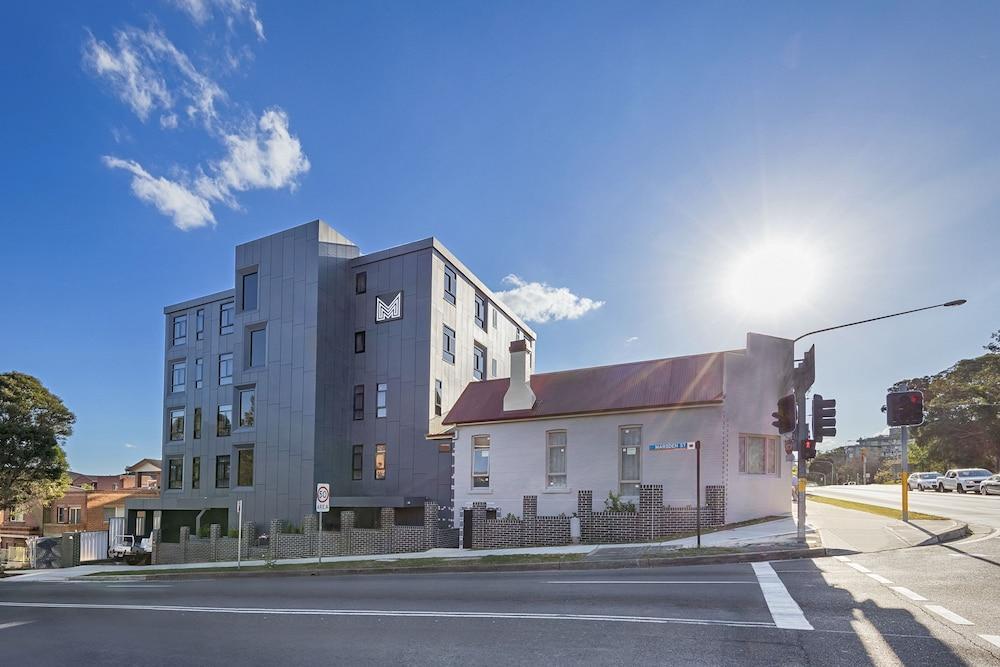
[443,352,724,425]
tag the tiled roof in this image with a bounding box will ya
[443,352,724,425]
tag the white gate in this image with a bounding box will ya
[108,517,126,547]
[79,530,109,563]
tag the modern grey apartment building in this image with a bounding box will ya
[129,220,535,537]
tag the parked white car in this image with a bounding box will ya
[980,474,1000,496]
[907,472,941,491]
[937,468,994,494]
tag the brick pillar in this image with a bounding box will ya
[268,519,284,561]
[423,502,439,550]
[577,491,593,543]
[706,485,725,526]
[471,502,487,549]
[341,511,355,555]
[149,529,161,565]
[209,524,221,561]
[522,496,537,547]
[179,526,191,563]
[240,522,256,561]
[302,515,318,556]
[639,484,663,541]
[380,507,395,554]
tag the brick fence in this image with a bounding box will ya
[470,484,726,549]
[152,502,445,565]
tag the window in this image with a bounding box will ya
[492,308,498,328]
[491,358,498,378]
[472,435,490,488]
[169,408,185,441]
[57,507,67,523]
[355,330,366,353]
[220,301,235,335]
[442,325,456,364]
[473,344,486,380]
[69,507,81,524]
[215,455,231,488]
[443,265,457,304]
[239,388,255,427]
[249,328,266,368]
[168,458,183,490]
[739,435,780,475]
[195,308,205,341]
[546,431,567,489]
[474,293,487,330]
[242,271,258,311]
[193,407,202,439]
[352,445,363,481]
[376,383,387,418]
[374,443,387,480]
[356,271,367,294]
[219,353,233,385]
[192,457,201,489]
[170,361,186,393]
[434,379,443,417]
[9,510,25,523]
[516,327,523,340]
[172,315,187,346]
[194,357,204,388]
[619,426,641,495]
[353,385,365,420]
[237,449,254,486]
[217,404,232,437]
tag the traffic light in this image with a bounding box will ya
[800,438,817,460]
[772,394,796,434]
[812,394,837,442]
[886,390,924,426]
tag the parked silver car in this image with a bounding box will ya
[980,474,1000,496]
[907,472,941,491]
[937,468,994,493]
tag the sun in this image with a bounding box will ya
[723,240,818,315]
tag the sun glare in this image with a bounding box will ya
[724,240,818,315]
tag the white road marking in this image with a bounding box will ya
[891,587,927,601]
[545,580,759,585]
[105,585,172,589]
[847,562,872,573]
[925,605,973,626]
[0,601,776,629]
[979,635,1000,649]
[948,553,968,558]
[751,562,813,631]
[834,556,851,562]
[866,573,893,585]
[0,621,33,631]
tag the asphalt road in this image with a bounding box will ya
[3,547,1000,666]
[810,483,1000,530]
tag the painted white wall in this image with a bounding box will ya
[452,332,795,531]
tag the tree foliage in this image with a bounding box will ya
[0,372,74,512]
[896,330,1000,471]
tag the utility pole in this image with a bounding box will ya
[900,425,909,521]
[796,388,808,542]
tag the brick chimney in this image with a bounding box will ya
[503,340,536,412]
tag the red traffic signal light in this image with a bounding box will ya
[800,438,817,460]
[772,394,796,434]
[886,391,924,427]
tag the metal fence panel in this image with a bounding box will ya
[79,531,109,562]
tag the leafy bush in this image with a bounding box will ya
[503,513,519,521]
[604,491,636,513]
[198,525,210,538]
[227,528,239,538]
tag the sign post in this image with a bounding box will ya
[695,440,702,548]
[236,499,243,570]
[316,483,330,565]
[900,426,909,522]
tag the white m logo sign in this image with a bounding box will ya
[376,292,403,322]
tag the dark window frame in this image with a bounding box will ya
[172,315,188,346]
[192,456,201,489]
[169,408,185,441]
[167,458,183,490]
[241,271,259,312]
[374,443,386,480]
[355,330,366,354]
[474,293,487,330]
[356,271,367,294]
[194,357,204,389]
[217,404,232,437]
[473,344,487,381]
[193,407,202,439]
[195,308,205,341]
[353,385,365,420]
[352,445,363,481]
[376,383,387,418]
[238,387,255,428]
[434,379,443,417]
[442,325,456,364]
[236,448,254,487]
[219,353,233,386]
[443,265,457,305]
[170,360,187,393]
[220,301,235,335]
[215,455,231,489]
[248,326,267,368]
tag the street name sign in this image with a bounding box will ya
[648,441,696,451]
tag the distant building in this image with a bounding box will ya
[844,428,903,462]
[445,333,794,537]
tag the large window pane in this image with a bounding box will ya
[619,426,640,495]
[220,301,234,335]
[747,436,766,474]
[172,315,187,346]
[192,457,200,489]
[374,443,386,480]
[168,458,183,490]
[219,353,233,385]
[353,384,364,420]
[352,445,363,481]
[171,361,186,393]
[242,272,258,311]
[547,431,567,489]
[474,294,487,330]
[473,344,486,380]
[442,325,455,364]
[215,455,230,488]
[169,409,184,441]
[217,404,232,437]
[472,435,490,488]
[443,265,457,304]
[195,308,205,340]
[376,383,387,418]
[194,358,204,388]
[237,449,254,487]
[249,328,266,367]
[193,407,202,439]
[239,388,255,427]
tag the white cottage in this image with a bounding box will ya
[444,333,794,538]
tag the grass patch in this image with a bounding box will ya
[806,494,944,521]
[655,547,741,558]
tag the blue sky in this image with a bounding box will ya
[2,2,997,473]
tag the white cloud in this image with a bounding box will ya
[625,336,639,344]
[83,27,225,126]
[124,443,137,449]
[160,113,178,129]
[173,0,265,41]
[103,156,216,230]
[495,275,604,324]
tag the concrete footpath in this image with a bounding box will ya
[803,497,970,553]
[5,515,816,582]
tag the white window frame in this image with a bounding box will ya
[68,507,81,524]
[546,430,568,490]
[618,425,641,496]
[738,434,781,476]
[472,435,490,489]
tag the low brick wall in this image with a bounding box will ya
[152,502,446,565]
[470,485,727,549]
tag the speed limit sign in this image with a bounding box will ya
[316,483,330,513]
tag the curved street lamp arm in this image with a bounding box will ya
[793,300,966,344]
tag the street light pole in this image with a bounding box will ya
[793,300,966,344]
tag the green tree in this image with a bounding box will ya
[0,372,74,512]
